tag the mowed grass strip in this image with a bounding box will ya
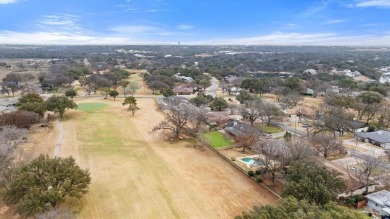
[258,124,284,133]
[77,102,108,112]
[201,131,233,148]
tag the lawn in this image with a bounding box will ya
[339,132,354,140]
[77,102,108,112]
[201,131,233,148]
[258,124,284,133]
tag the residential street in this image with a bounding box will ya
[205,77,219,98]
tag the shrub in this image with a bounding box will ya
[367,125,375,132]
[344,195,365,206]
[255,169,262,175]
[344,197,355,205]
[354,195,365,202]
[256,178,263,184]
[284,131,292,140]
[248,171,255,177]
[0,111,40,129]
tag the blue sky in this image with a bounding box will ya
[0,0,389,45]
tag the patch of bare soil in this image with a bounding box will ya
[0,198,17,219]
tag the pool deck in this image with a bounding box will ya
[237,155,265,169]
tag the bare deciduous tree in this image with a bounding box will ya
[228,103,238,115]
[191,106,209,133]
[153,103,194,139]
[85,85,94,96]
[295,107,308,124]
[281,92,303,109]
[345,154,386,194]
[253,140,282,184]
[261,103,284,126]
[310,133,344,158]
[239,99,263,127]
[127,81,140,97]
[287,138,317,162]
[312,106,352,137]
[0,126,28,190]
[235,128,259,152]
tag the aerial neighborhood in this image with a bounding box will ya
[0,45,389,218]
[1,1,390,218]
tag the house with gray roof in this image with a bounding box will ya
[347,120,368,132]
[354,130,390,149]
[365,190,390,217]
[225,120,253,136]
[225,120,263,137]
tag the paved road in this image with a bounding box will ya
[205,77,219,98]
[269,120,390,171]
[343,139,386,158]
[270,121,308,137]
[348,149,390,169]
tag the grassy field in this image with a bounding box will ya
[77,103,108,112]
[126,69,151,95]
[339,132,354,140]
[56,99,278,218]
[258,124,284,133]
[201,131,233,148]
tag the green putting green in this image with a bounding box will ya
[77,103,108,112]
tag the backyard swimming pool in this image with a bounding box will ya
[239,156,265,168]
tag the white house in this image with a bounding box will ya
[326,86,340,94]
[379,73,390,84]
[347,120,368,132]
[366,190,390,217]
[304,69,317,75]
[174,73,194,83]
[228,87,241,95]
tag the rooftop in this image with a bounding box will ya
[225,120,261,136]
[348,120,367,129]
[355,130,390,143]
[173,84,194,93]
[366,190,390,206]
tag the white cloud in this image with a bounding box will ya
[176,25,194,30]
[36,14,82,31]
[299,1,330,17]
[286,23,299,28]
[354,0,390,8]
[0,30,389,46]
[193,32,390,47]
[0,0,18,4]
[323,19,347,24]
[109,25,171,35]
[0,30,173,45]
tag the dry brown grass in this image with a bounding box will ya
[54,98,278,218]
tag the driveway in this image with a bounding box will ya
[343,139,387,158]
